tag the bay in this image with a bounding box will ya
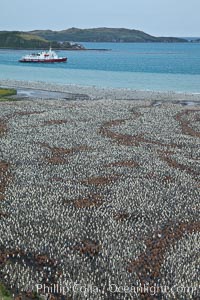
[1,42,200,92]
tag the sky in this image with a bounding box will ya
[1,0,200,37]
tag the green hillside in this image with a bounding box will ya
[0,28,188,49]
[0,31,85,49]
[30,27,188,43]
[0,31,49,48]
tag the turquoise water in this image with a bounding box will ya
[1,42,200,92]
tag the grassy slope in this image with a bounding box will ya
[0,283,12,300]
[30,27,188,43]
[0,88,17,101]
[0,31,50,49]
[0,31,84,49]
[19,33,47,42]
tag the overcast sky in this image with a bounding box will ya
[1,0,199,37]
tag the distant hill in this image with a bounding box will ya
[0,29,188,49]
[190,38,200,42]
[0,31,85,49]
[181,37,200,42]
[29,27,188,43]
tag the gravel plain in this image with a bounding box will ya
[0,80,199,300]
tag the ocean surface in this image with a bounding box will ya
[1,42,200,92]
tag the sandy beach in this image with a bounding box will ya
[0,80,199,299]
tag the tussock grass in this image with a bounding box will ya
[0,283,12,300]
[0,88,17,101]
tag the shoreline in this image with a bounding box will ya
[1,79,200,102]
